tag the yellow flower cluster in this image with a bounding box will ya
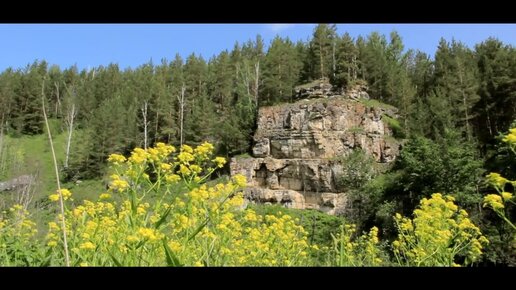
[502,128,516,149]
[212,157,226,168]
[194,142,215,159]
[40,142,312,266]
[109,174,129,192]
[107,153,126,164]
[485,172,508,191]
[330,224,383,266]
[483,128,516,232]
[128,148,148,164]
[0,204,38,265]
[106,142,225,195]
[49,188,73,202]
[393,193,488,266]
[232,174,247,188]
[484,194,504,210]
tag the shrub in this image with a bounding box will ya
[393,193,488,266]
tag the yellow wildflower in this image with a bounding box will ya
[107,153,126,164]
[47,241,57,247]
[177,152,194,164]
[58,189,72,200]
[193,261,204,267]
[79,242,96,250]
[486,173,508,190]
[501,191,513,201]
[128,148,147,164]
[232,174,247,187]
[179,164,191,176]
[213,157,226,168]
[190,164,202,174]
[181,144,193,154]
[165,174,181,183]
[483,194,504,210]
[160,163,172,171]
[168,241,182,252]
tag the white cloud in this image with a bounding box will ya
[266,24,295,32]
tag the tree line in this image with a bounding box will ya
[0,24,515,265]
[0,24,513,178]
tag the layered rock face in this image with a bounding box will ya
[231,84,399,215]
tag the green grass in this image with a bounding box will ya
[0,125,107,235]
[347,126,365,134]
[234,153,252,159]
[294,79,328,90]
[382,115,406,139]
[64,179,105,202]
[249,204,347,247]
[357,98,398,111]
[1,131,66,195]
[1,125,104,205]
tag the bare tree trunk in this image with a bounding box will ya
[457,60,471,141]
[62,84,78,169]
[484,99,493,138]
[319,42,324,79]
[245,65,251,96]
[141,101,149,149]
[42,80,70,267]
[461,91,471,141]
[240,63,251,97]
[254,61,260,108]
[0,113,4,159]
[155,105,159,144]
[332,40,336,79]
[177,84,186,147]
[54,82,62,118]
[64,103,76,169]
[352,55,357,81]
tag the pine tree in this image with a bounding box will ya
[12,61,48,135]
[473,38,516,146]
[263,36,303,104]
[361,32,389,100]
[333,32,359,89]
[432,38,480,139]
[309,24,338,80]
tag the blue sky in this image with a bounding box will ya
[0,24,515,71]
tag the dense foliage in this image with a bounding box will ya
[1,25,516,266]
[0,142,488,266]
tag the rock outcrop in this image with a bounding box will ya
[231,81,400,215]
[0,175,36,192]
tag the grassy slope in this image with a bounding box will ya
[1,131,103,200]
[1,129,104,233]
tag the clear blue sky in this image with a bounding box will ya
[1,24,515,71]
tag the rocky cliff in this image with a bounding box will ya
[230,82,400,215]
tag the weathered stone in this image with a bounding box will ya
[0,175,36,192]
[230,83,400,215]
[252,138,270,157]
[294,79,334,100]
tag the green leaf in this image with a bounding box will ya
[154,207,172,229]
[135,240,146,250]
[109,252,123,267]
[163,239,183,267]
[40,248,53,267]
[72,259,82,267]
[187,219,209,241]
